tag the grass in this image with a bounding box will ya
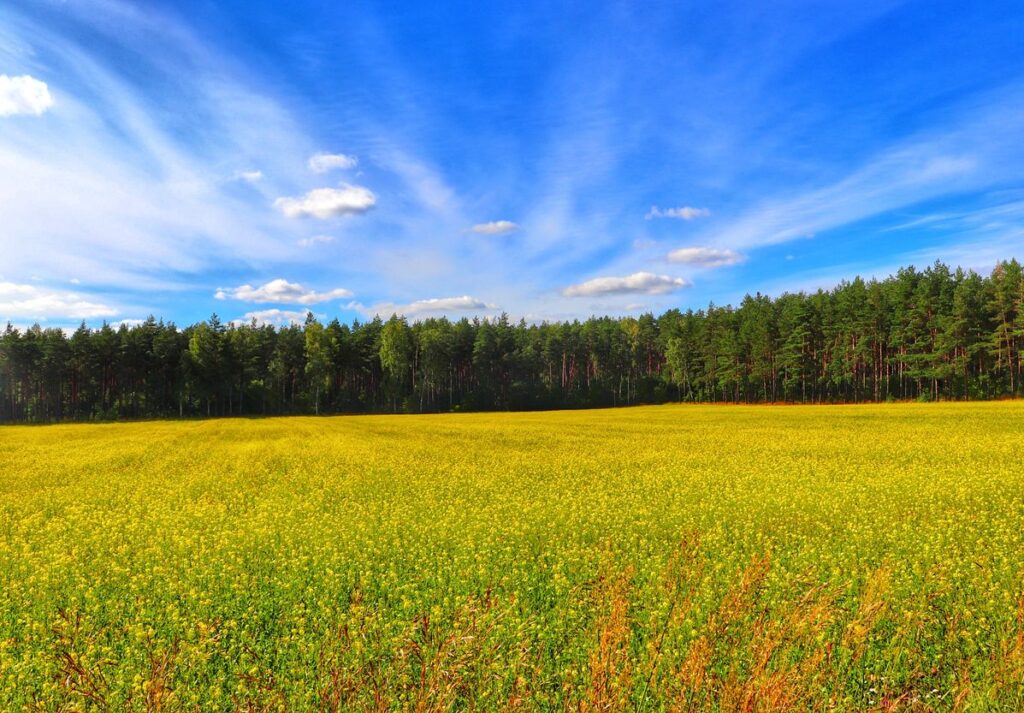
[1,402,1023,710]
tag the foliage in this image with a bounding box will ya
[2,260,1023,422]
[1,403,1023,709]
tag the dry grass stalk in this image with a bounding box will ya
[582,565,635,712]
[843,567,892,664]
[51,608,112,710]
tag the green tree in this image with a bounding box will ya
[304,313,333,415]
[379,315,414,412]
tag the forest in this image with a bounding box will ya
[1,259,1022,422]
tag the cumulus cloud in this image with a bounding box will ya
[667,247,745,267]
[372,295,498,317]
[0,74,53,117]
[562,272,691,297]
[308,153,358,173]
[215,278,353,305]
[471,220,519,235]
[233,309,312,326]
[404,296,495,314]
[234,169,263,183]
[297,234,335,247]
[587,301,649,313]
[645,206,710,220]
[0,282,116,319]
[274,185,376,219]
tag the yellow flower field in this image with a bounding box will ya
[1,403,1023,710]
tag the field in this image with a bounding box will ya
[1,404,1023,711]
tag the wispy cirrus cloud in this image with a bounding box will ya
[2,0,1022,327]
[0,74,52,116]
[667,247,745,267]
[562,272,690,297]
[308,152,357,173]
[708,154,982,251]
[698,92,1024,253]
[274,185,376,219]
[215,279,353,304]
[645,206,710,221]
[0,1,322,291]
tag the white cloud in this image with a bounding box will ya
[215,278,353,305]
[0,74,53,117]
[562,272,691,297]
[667,247,745,267]
[471,220,519,235]
[234,169,263,182]
[233,309,313,327]
[308,152,358,173]
[0,282,116,319]
[274,185,376,219]
[404,296,495,314]
[0,283,39,297]
[586,301,649,312]
[297,234,335,247]
[371,295,498,317]
[646,206,710,220]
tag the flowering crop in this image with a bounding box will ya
[1,403,1023,710]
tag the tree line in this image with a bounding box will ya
[2,259,1022,423]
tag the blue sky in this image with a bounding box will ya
[2,0,1023,328]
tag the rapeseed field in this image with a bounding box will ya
[1,403,1023,710]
